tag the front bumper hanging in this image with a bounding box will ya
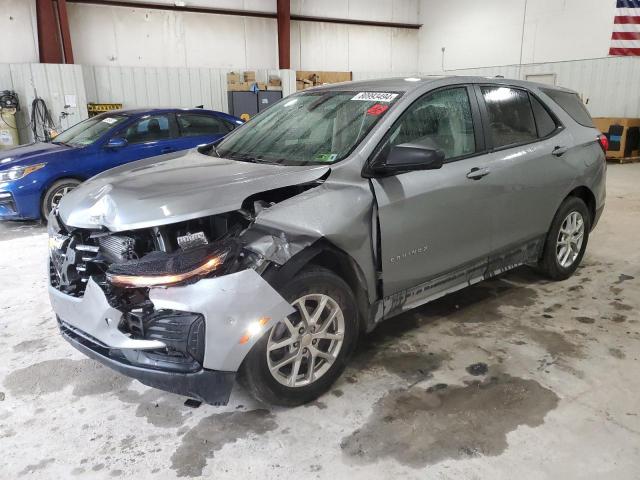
[49,270,294,405]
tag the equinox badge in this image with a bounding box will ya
[390,245,429,263]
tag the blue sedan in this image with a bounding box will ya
[0,108,243,220]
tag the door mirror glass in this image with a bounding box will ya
[106,137,127,149]
[377,143,444,174]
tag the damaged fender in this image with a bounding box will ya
[241,181,379,313]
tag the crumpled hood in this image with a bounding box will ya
[0,142,70,168]
[58,149,330,231]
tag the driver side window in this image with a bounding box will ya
[384,87,475,161]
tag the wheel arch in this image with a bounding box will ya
[39,175,86,219]
[262,239,372,336]
[565,185,596,228]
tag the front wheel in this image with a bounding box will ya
[41,178,81,219]
[538,196,591,280]
[239,266,359,406]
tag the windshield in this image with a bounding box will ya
[53,115,128,147]
[215,91,401,165]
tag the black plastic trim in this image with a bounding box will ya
[59,320,235,405]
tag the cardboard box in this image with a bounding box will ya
[267,85,283,91]
[296,70,351,87]
[593,117,640,159]
[243,71,256,82]
[227,82,251,91]
[227,72,241,84]
[268,75,281,86]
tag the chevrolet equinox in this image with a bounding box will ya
[48,77,606,406]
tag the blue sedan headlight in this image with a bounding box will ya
[0,163,46,182]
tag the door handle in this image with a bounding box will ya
[466,167,490,180]
[160,147,175,154]
[552,145,569,157]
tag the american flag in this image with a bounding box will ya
[610,0,640,55]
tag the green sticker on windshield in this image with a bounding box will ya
[315,153,338,162]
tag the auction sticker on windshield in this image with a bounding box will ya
[102,118,118,124]
[351,92,398,102]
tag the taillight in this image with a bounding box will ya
[597,133,608,154]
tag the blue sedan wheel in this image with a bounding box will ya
[42,178,81,219]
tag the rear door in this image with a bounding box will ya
[98,113,179,169]
[173,112,233,151]
[473,84,574,254]
[371,85,494,296]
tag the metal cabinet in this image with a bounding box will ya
[227,91,283,120]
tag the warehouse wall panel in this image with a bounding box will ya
[1,0,39,64]
[81,66,296,114]
[418,0,618,72]
[0,63,88,143]
[66,1,420,73]
[429,57,640,118]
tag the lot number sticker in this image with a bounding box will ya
[351,92,398,102]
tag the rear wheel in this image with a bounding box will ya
[239,266,359,406]
[539,196,591,280]
[41,178,81,219]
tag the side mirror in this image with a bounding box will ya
[373,143,445,175]
[106,137,127,149]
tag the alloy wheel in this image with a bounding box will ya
[266,293,345,388]
[49,185,76,211]
[556,211,585,268]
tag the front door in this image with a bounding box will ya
[98,113,178,171]
[370,85,494,297]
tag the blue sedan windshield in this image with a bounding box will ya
[53,115,128,147]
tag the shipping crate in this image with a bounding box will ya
[593,117,640,159]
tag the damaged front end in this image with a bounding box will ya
[47,181,325,405]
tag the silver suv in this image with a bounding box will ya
[48,77,606,406]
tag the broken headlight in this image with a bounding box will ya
[106,240,238,288]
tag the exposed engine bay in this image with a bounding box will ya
[48,179,324,377]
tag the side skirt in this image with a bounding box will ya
[378,236,544,322]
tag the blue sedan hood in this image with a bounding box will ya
[0,142,71,168]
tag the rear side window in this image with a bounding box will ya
[481,86,537,148]
[124,115,171,144]
[177,114,230,136]
[530,95,558,138]
[541,89,593,127]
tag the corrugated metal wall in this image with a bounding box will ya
[429,57,640,118]
[3,57,639,146]
[82,66,296,113]
[0,63,88,144]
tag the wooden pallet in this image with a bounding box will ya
[606,155,640,164]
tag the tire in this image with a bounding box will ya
[41,178,81,220]
[239,266,359,406]
[538,196,591,281]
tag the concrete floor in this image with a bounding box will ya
[0,163,638,479]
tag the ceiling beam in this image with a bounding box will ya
[66,0,422,29]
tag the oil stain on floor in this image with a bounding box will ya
[3,358,131,398]
[340,372,559,468]
[170,409,278,477]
